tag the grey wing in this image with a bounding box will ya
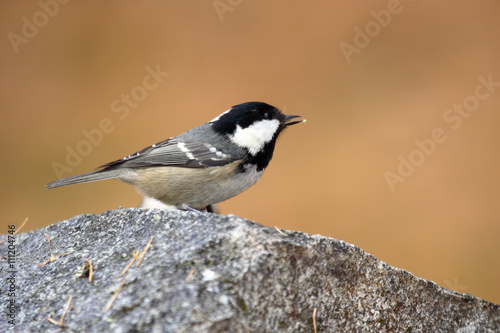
[97,138,241,170]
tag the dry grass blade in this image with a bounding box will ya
[37,253,69,266]
[104,272,130,313]
[47,293,73,327]
[84,259,94,282]
[44,233,51,245]
[274,226,288,236]
[313,307,317,333]
[136,236,153,267]
[59,293,73,325]
[186,269,195,282]
[47,317,61,325]
[115,250,140,279]
[0,217,28,244]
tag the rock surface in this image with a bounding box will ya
[1,208,498,332]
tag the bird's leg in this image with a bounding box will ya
[180,203,203,213]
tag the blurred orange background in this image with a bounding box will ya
[1,1,499,304]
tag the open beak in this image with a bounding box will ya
[283,114,306,127]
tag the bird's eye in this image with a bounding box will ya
[264,112,271,119]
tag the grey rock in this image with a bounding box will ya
[1,208,498,332]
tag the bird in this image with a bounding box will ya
[47,102,305,211]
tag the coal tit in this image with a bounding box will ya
[47,102,305,211]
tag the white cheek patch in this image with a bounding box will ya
[229,119,280,155]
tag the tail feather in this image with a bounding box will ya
[46,169,124,189]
